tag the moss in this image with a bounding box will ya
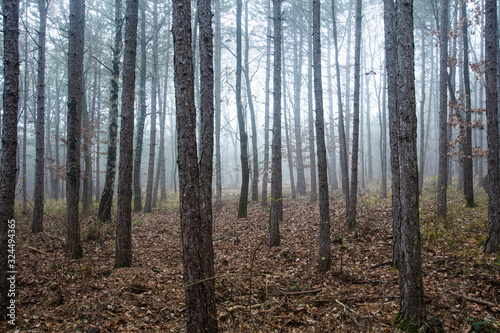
[394,312,422,333]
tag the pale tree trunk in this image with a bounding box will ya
[133,1,147,212]
[437,0,449,218]
[22,11,29,212]
[33,0,47,233]
[327,35,338,191]
[332,0,349,209]
[215,0,222,211]
[307,0,317,202]
[313,0,331,274]
[269,0,282,246]
[95,63,102,201]
[236,0,249,218]
[144,0,159,214]
[293,13,306,196]
[115,0,139,268]
[347,0,362,232]
[283,45,296,199]
[418,1,426,195]
[484,0,499,253]
[66,0,85,259]
[244,0,259,202]
[395,0,426,327]
[98,0,122,222]
[384,0,401,268]
[261,0,271,206]
[82,91,92,213]
[461,1,474,207]
[0,0,19,320]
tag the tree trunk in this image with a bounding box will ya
[437,0,449,218]
[215,0,223,211]
[244,0,259,202]
[95,65,102,202]
[236,0,249,218]
[313,0,331,274]
[347,0,362,232]
[32,0,47,233]
[308,0,317,202]
[0,0,19,320]
[283,45,296,199]
[133,1,147,212]
[461,1,474,207]
[82,90,92,213]
[144,0,159,214]
[332,0,350,209]
[395,0,426,327]
[384,0,401,268]
[326,33,338,191]
[66,0,85,259]
[98,0,122,222]
[261,0,271,206]
[484,0,499,253]
[115,0,139,268]
[418,3,426,195]
[269,0,282,246]
[22,3,29,212]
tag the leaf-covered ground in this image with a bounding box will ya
[4,187,500,332]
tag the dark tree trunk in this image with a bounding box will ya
[437,0,449,218]
[66,0,85,259]
[395,0,426,327]
[0,0,19,320]
[332,0,350,209]
[307,0,317,202]
[261,0,271,206]
[133,1,147,212]
[115,0,139,268]
[215,0,222,211]
[236,0,249,218]
[461,1,474,207]
[98,0,122,222]
[95,65,102,202]
[32,0,47,233]
[347,0,362,232]
[418,2,426,195]
[384,0,401,268]
[244,0,259,202]
[269,0,282,247]
[198,0,218,328]
[313,0,331,274]
[484,0,499,253]
[173,0,217,330]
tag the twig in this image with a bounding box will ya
[448,290,496,308]
[370,260,392,269]
[335,299,361,331]
[27,246,47,255]
[276,288,323,296]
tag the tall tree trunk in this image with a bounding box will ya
[32,0,47,233]
[327,33,338,191]
[269,0,282,246]
[22,10,29,212]
[82,91,92,213]
[380,71,387,198]
[261,0,271,206]
[332,0,350,209]
[115,0,139,268]
[418,2,426,195]
[133,0,147,212]
[66,0,85,259]
[347,0,362,232]
[384,0,401,268]
[214,0,222,211]
[236,0,249,218]
[198,0,218,328]
[395,0,426,327]
[365,62,373,182]
[244,0,259,202]
[95,63,102,201]
[313,0,331,274]
[283,45,296,199]
[484,0,499,253]
[307,0,317,202]
[437,0,449,218]
[293,14,306,196]
[461,1,474,207]
[98,0,123,222]
[0,0,19,320]
[144,0,159,214]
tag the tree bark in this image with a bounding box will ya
[283,45,296,199]
[313,0,331,274]
[98,0,123,222]
[261,0,271,206]
[115,0,139,268]
[307,0,317,202]
[66,0,85,259]
[269,0,282,246]
[215,0,223,211]
[32,0,47,233]
[484,0,499,253]
[0,0,19,320]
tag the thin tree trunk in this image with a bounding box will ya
[82,90,92,213]
[327,32,338,191]
[32,0,47,233]
[95,63,102,201]
[261,0,271,206]
[283,45,296,199]
[269,0,282,246]
[215,0,223,211]
[308,0,317,202]
[347,0,362,232]
[313,0,331,274]
[418,2,426,195]
[22,14,29,212]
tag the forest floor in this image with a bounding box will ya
[4,185,500,332]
